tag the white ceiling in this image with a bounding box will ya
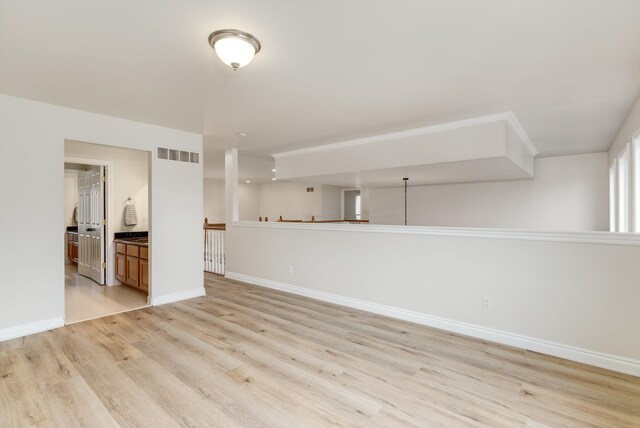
[292,157,533,189]
[1,0,639,164]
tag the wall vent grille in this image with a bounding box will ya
[157,147,200,164]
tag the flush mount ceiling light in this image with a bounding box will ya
[208,29,261,71]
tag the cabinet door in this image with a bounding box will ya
[71,243,79,263]
[126,244,139,257]
[126,256,139,287]
[115,252,127,282]
[139,259,148,292]
[67,241,74,263]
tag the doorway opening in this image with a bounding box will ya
[64,140,150,324]
[342,189,362,220]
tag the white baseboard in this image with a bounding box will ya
[151,287,206,306]
[225,272,640,377]
[0,317,65,342]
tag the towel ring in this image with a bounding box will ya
[124,197,136,206]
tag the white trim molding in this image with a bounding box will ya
[272,111,537,159]
[505,112,537,157]
[225,272,640,377]
[151,287,206,306]
[231,221,640,246]
[0,317,65,342]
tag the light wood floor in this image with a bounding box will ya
[65,264,148,324]
[2,273,639,427]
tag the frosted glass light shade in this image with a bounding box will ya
[208,29,261,71]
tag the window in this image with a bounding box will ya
[609,160,617,232]
[618,146,629,232]
[354,194,361,220]
[634,139,640,230]
[610,138,639,232]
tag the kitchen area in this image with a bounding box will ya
[114,232,149,293]
[64,140,150,323]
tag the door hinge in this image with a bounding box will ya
[102,176,106,182]
[102,262,107,269]
[102,219,107,225]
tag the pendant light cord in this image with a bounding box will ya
[403,178,409,226]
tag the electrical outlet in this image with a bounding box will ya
[483,296,492,310]
[288,265,293,274]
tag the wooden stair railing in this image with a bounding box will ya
[308,216,369,223]
[203,218,226,230]
[257,215,369,224]
[277,215,303,222]
[203,218,225,274]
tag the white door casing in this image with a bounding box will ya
[77,166,105,284]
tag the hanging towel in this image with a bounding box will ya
[72,203,78,224]
[124,204,138,226]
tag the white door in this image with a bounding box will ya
[77,166,106,284]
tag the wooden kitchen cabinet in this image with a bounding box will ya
[126,256,139,287]
[115,252,127,283]
[139,259,149,292]
[66,232,78,264]
[115,241,148,294]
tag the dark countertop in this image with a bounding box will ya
[114,231,148,240]
[114,237,149,247]
[114,231,148,246]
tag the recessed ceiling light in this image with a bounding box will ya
[245,180,251,183]
[208,29,261,71]
[272,169,276,172]
[272,178,276,181]
[237,132,247,138]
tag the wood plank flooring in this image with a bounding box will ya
[65,264,148,324]
[1,272,639,427]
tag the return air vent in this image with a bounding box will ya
[157,147,200,164]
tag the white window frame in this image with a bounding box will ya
[618,145,630,232]
[610,159,617,232]
[354,193,362,220]
[632,137,640,232]
[611,134,640,233]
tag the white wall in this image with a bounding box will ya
[204,180,345,222]
[368,153,609,231]
[239,183,261,221]
[321,185,343,220]
[63,172,78,264]
[65,140,149,232]
[0,94,203,337]
[203,178,225,223]
[609,95,640,160]
[258,181,322,221]
[204,179,261,222]
[258,182,345,221]
[226,223,640,375]
[343,190,359,219]
[63,172,78,227]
